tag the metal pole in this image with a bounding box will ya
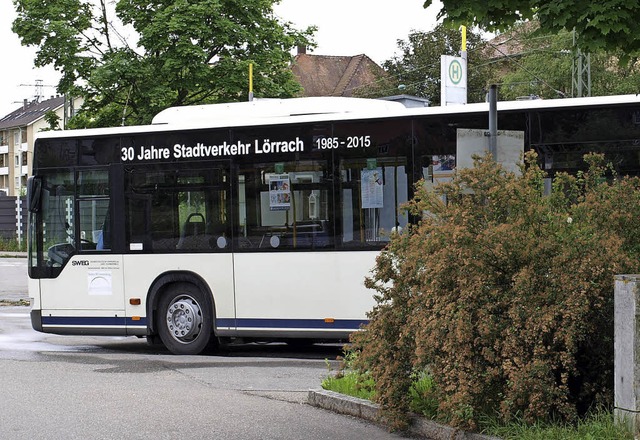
[16,197,22,245]
[461,26,468,105]
[488,84,498,161]
[248,63,254,102]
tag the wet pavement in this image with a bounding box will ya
[0,306,408,440]
[0,256,29,304]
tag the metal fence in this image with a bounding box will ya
[0,196,27,241]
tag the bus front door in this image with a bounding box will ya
[38,254,126,334]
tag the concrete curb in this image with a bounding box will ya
[307,389,500,440]
[0,252,27,258]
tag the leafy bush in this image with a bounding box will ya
[351,151,640,430]
[0,237,25,252]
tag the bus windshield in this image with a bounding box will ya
[29,169,110,276]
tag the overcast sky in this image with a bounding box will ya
[0,0,442,117]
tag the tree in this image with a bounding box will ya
[355,23,495,105]
[42,110,62,131]
[12,0,315,127]
[488,22,640,100]
[424,0,640,61]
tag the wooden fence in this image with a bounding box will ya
[0,196,27,241]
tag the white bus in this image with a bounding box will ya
[27,95,640,354]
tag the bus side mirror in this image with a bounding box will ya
[27,176,43,213]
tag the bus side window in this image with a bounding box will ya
[237,160,333,251]
[126,194,153,251]
[77,169,110,251]
[96,209,111,250]
[339,159,408,247]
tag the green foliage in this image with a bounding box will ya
[0,237,25,252]
[352,151,640,430]
[12,0,316,126]
[323,359,632,438]
[41,110,61,131]
[424,0,640,60]
[408,371,439,418]
[493,22,640,100]
[358,19,639,104]
[485,409,633,440]
[322,350,376,400]
[323,357,437,418]
[355,23,495,104]
[322,371,376,401]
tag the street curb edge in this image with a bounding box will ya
[307,389,500,440]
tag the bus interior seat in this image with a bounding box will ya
[176,212,210,249]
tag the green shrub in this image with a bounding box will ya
[352,151,640,430]
[0,237,25,252]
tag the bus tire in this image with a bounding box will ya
[157,282,214,355]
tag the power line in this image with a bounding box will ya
[483,40,567,98]
[343,27,569,100]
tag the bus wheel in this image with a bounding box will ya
[157,283,213,355]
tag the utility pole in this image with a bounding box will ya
[572,30,591,97]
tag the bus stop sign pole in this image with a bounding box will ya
[488,84,498,161]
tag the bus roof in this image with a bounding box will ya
[151,97,407,124]
[34,94,640,140]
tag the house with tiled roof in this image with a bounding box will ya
[0,95,81,196]
[291,47,385,97]
[290,47,429,108]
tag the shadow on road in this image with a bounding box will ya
[71,336,345,361]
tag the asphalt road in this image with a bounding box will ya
[0,258,407,439]
[0,256,28,303]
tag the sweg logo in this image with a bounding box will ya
[72,260,90,266]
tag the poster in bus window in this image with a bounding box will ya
[269,174,291,211]
[361,168,384,209]
[432,155,455,185]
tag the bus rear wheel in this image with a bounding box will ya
[157,283,214,355]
